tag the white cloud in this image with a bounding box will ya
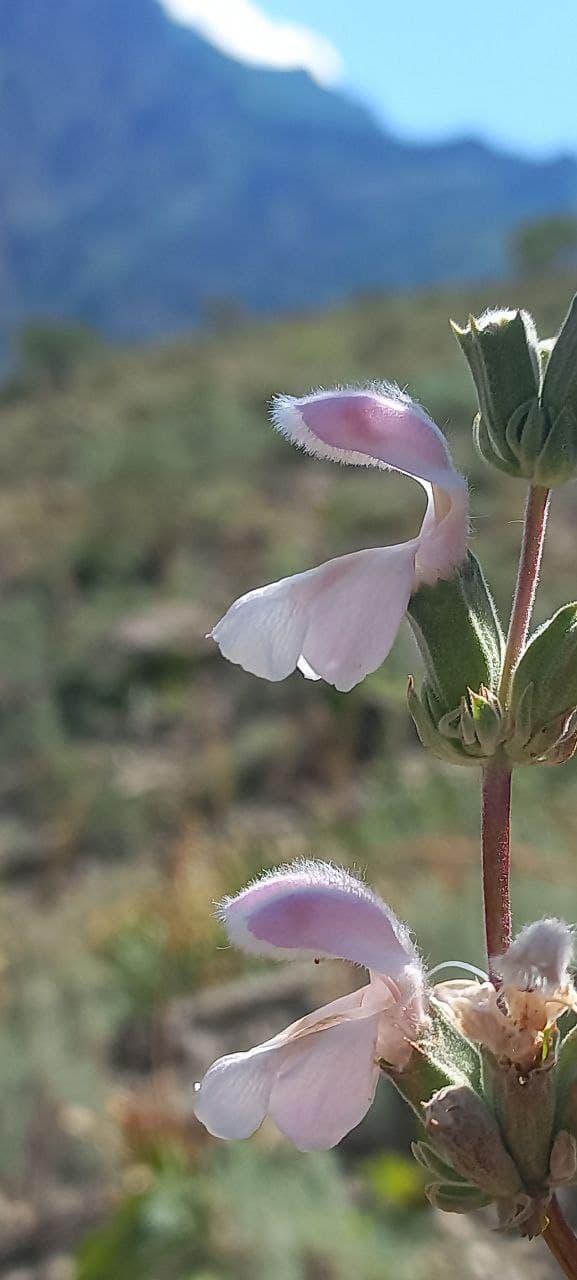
[158,0,343,86]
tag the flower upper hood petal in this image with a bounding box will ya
[219,860,422,980]
[272,386,460,488]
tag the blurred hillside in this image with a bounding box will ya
[1,276,577,1277]
[2,272,577,895]
[1,0,577,355]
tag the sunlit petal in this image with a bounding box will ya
[211,542,417,691]
[272,387,457,486]
[220,860,420,977]
[268,1011,381,1150]
[194,1043,275,1140]
[273,388,469,589]
[194,985,385,1148]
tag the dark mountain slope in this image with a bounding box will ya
[0,0,575,348]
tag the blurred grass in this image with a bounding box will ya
[0,274,576,1274]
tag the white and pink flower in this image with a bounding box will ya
[211,387,469,691]
[193,860,428,1151]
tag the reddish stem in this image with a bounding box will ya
[543,1197,577,1279]
[481,485,549,977]
[481,762,512,968]
[498,484,550,706]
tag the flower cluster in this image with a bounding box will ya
[200,298,577,1257]
[194,859,577,1221]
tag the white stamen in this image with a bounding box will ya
[429,960,488,982]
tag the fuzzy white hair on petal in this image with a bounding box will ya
[492,918,574,993]
[215,858,421,975]
[218,858,395,923]
[270,385,436,471]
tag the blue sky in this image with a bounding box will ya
[160,0,577,158]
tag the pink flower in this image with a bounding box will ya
[211,387,468,691]
[193,861,428,1151]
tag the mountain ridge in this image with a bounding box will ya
[0,0,576,352]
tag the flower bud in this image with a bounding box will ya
[407,552,504,765]
[453,308,541,477]
[439,686,505,756]
[423,1084,523,1197]
[507,604,577,765]
[453,297,577,486]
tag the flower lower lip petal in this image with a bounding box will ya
[212,542,418,692]
[193,990,385,1151]
[193,1045,276,1141]
[268,1011,381,1151]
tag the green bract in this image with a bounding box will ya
[380,997,577,1237]
[454,296,577,486]
[506,604,577,765]
[407,553,505,765]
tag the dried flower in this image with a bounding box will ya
[436,919,576,1072]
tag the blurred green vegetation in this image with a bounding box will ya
[0,275,576,1276]
[511,215,577,278]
